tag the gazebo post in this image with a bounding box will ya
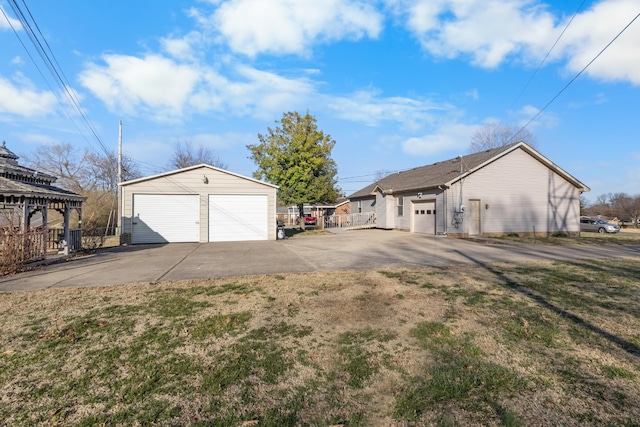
[62,204,70,255]
[77,205,83,252]
[42,204,48,259]
[22,201,29,230]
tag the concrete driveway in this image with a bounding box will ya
[2,230,639,291]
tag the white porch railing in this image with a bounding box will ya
[324,212,376,230]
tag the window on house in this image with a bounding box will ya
[397,197,404,216]
[357,200,362,213]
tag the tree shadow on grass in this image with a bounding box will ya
[452,249,640,359]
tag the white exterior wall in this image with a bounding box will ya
[351,197,376,214]
[121,166,277,242]
[395,191,445,233]
[447,149,581,236]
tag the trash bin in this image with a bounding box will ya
[276,220,285,240]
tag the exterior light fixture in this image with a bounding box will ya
[202,174,209,184]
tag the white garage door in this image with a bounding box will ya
[209,195,268,242]
[412,200,436,234]
[132,194,200,244]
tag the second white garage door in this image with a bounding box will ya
[209,195,268,242]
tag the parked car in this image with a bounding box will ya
[295,215,317,225]
[580,217,620,233]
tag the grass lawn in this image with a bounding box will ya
[2,256,640,426]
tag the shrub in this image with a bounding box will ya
[0,228,45,274]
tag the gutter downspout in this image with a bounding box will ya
[439,185,447,236]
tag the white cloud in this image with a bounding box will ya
[14,133,60,146]
[397,0,640,85]
[553,0,640,85]
[0,7,22,31]
[204,0,384,56]
[0,76,56,117]
[161,31,205,60]
[505,104,558,130]
[79,54,316,121]
[224,65,316,118]
[79,54,201,121]
[402,123,476,156]
[326,89,448,129]
[401,0,556,68]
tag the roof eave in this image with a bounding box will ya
[119,163,279,189]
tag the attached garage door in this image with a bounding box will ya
[209,195,268,242]
[412,200,436,234]
[132,194,200,244]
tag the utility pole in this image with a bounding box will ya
[117,120,123,240]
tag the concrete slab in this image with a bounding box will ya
[1,230,639,291]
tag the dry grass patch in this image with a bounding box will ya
[1,258,640,426]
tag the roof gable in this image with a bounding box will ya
[349,142,589,198]
[119,164,278,189]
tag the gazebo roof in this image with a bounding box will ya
[0,176,85,202]
[0,141,84,203]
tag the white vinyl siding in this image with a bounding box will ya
[448,149,581,235]
[209,195,268,242]
[121,165,278,242]
[132,194,199,243]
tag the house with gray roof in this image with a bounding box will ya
[348,142,589,237]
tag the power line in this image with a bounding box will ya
[514,9,640,141]
[508,0,587,112]
[3,0,111,157]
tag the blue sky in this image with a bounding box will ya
[1,0,639,202]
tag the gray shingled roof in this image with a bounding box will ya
[348,142,588,198]
[0,140,56,184]
[0,176,85,202]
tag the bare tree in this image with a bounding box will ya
[469,121,537,153]
[24,143,141,228]
[374,169,394,182]
[584,194,614,218]
[169,141,227,170]
[27,142,87,192]
[610,193,640,228]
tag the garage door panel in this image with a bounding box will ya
[412,200,436,234]
[132,194,200,244]
[209,195,268,242]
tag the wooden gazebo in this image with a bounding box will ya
[0,141,84,261]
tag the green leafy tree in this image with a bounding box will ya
[248,111,341,229]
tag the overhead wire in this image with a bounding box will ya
[512,9,640,142]
[508,0,587,112]
[3,0,111,157]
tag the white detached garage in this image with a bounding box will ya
[119,164,278,244]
